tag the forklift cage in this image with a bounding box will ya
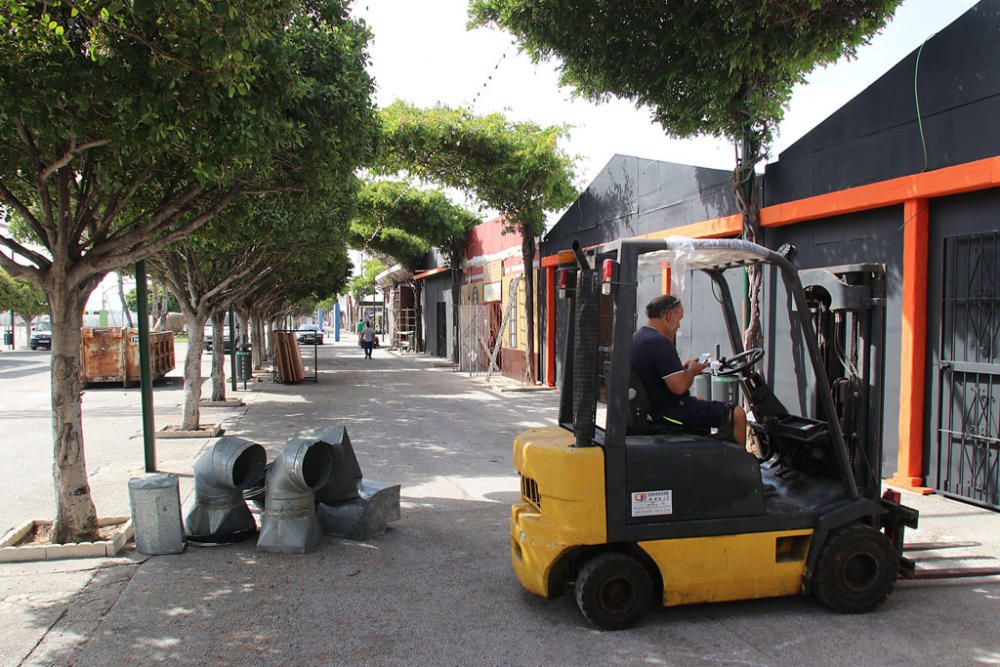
[570,237,859,503]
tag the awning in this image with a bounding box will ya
[374,263,413,287]
[412,266,449,281]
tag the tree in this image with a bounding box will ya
[350,180,479,351]
[125,285,179,315]
[469,0,901,352]
[154,185,359,429]
[378,102,576,380]
[0,0,378,542]
[347,257,387,303]
[0,268,48,344]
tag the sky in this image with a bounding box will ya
[93,0,981,311]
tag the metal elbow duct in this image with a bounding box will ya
[256,436,334,554]
[184,436,266,543]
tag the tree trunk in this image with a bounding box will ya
[210,312,226,402]
[118,272,133,327]
[23,314,33,349]
[267,319,275,361]
[413,281,423,353]
[181,310,207,430]
[48,284,99,543]
[520,230,537,384]
[257,315,266,365]
[735,126,764,353]
[250,309,264,368]
[158,291,170,330]
[450,265,462,364]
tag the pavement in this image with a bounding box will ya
[1,338,999,666]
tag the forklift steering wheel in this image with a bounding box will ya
[716,347,764,377]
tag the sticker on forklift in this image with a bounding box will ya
[631,490,673,517]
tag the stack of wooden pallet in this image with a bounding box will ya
[274,331,305,383]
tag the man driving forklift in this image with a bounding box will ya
[632,294,747,446]
[508,237,925,631]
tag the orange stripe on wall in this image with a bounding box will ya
[761,155,1000,227]
[638,214,742,240]
[890,199,933,493]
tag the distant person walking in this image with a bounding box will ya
[361,320,376,359]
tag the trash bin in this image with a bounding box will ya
[236,348,252,381]
[128,473,185,555]
[3,330,12,347]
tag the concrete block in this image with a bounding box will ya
[46,541,106,560]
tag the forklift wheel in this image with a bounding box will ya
[814,523,898,614]
[575,552,653,630]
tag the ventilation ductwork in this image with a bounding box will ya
[185,437,266,543]
[256,435,333,554]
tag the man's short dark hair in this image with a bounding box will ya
[647,294,680,319]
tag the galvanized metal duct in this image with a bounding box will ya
[184,436,266,543]
[256,435,333,554]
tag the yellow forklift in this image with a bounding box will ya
[511,238,938,630]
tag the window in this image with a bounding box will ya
[508,278,518,348]
[472,287,479,304]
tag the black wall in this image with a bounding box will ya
[765,1,1000,204]
[762,208,904,477]
[543,155,739,386]
[421,272,452,358]
[546,154,736,252]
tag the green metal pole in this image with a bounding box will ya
[135,261,156,472]
[229,305,237,392]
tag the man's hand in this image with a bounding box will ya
[685,359,709,374]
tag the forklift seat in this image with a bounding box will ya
[627,368,710,436]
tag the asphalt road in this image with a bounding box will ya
[1,339,999,666]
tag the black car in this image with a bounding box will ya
[30,325,52,350]
[296,325,324,345]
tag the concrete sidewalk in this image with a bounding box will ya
[2,339,999,666]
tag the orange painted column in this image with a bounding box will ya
[661,262,671,295]
[889,199,933,493]
[545,264,556,388]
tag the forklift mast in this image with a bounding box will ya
[800,264,887,501]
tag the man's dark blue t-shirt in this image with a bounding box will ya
[631,326,686,419]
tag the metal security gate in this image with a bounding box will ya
[457,304,491,375]
[931,231,1000,509]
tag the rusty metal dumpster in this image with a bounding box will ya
[81,327,175,386]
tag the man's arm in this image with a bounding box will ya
[664,359,709,395]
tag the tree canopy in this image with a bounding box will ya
[470,0,901,376]
[377,101,576,235]
[350,180,480,269]
[1,0,378,284]
[469,0,903,147]
[346,257,387,303]
[0,268,47,318]
[376,101,577,380]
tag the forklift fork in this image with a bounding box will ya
[881,489,1000,581]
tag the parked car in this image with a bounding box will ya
[30,322,52,350]
[296,324,324,345]
[204,325,231,352]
